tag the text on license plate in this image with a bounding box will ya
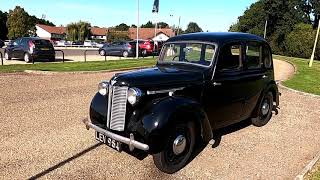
[95,131,122,152]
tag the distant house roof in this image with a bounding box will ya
[91,27,108,36]
[36,24,108,36]
[36,24,66,35]
[128,28,174,40]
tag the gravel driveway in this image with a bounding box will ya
[0,60,319,179]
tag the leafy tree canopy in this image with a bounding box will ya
[185,22,203,33]
[0,11,8,40]
[115,23,130,31]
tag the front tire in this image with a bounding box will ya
[251,92,273,127]
[153,121,196,174]
[4,51,11,60]
[99,49,106,56]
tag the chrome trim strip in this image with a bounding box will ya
[147,87,185,95]
[83,118,149,151]
[106,84,113,128]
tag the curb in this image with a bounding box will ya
[23,66,153,75]
[295,152,320,180]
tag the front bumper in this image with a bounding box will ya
[82,117,149,151]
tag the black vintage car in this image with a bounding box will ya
[4,37,55,63]
[83,32,280,174]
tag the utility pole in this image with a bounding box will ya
[177,16,181,35]
[264,20,268,39]
[309,19,320,67]
[136,0,140,59]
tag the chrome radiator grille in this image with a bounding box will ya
[106,86,128,131]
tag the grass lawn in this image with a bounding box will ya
[307,162,320,180]
[273,55,320,95]
[0,58,157,73]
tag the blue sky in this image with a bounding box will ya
[0,0,257,31]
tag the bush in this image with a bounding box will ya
[284,23,320,59]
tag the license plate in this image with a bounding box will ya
[95,131,122,152]
[41,48,49,51]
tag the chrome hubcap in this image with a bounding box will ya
[100,50,105,56]
[172,135,186,155]
[24,54,29,62]
[5,53,8,60]
[261,100,270,116]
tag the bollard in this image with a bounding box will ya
[0,51,3,66]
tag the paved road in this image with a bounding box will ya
[0,60,319,179]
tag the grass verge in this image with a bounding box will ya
[273,55,320,95]
[0,58,156,73]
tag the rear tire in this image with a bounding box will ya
[152,121,196,174]
[251,92,273,127]
[122,51,129,58]
[24,53,31,63]
[49,57,55,62]
[4,51,11,60]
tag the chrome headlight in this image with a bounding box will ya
[127,88,142,105]
[98,81,109,96]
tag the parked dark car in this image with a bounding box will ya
[99,41,136,57]
[0,39,4,48]
[83,32,280,174]
[4,37,55,63]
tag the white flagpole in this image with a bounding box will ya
[136,0,140,59]
[154,13,158,53]
[309,19,320,67]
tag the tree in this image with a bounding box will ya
[107,29,130,42]
[131,24,137,28]
[78,21,91,41]
[115,23,130,31]
[158,22,169,28]
[284,23,320,59]
[0,11,8,40]
[7,6,30,39]
[185,22,203,33]
[66,23,79,41]
[230,0,310,55]
[141,21,155,28]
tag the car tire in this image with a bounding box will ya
[152,120,196,174]
[49,57,55,62]
[24,53,32,63]
[122,51,129,58]
[251,92,273,127]
[99,50,106,56]
[142,49,147,57]
[4,51,11,60]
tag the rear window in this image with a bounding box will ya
[33,40,51,46]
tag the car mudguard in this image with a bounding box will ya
[128,96,213,154]
[251,81,280,118]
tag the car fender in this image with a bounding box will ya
[130,96,213,154]
[251,81,279,118]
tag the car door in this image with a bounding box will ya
[203,42,247,129]
[242,42,271,118]
[11,38,22,58]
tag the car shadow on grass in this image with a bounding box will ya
[28,143,103,180]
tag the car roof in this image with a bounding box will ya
[20,37,50,41]
[167,32,267,45]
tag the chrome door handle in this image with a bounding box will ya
[213,82,222,86]
[262,75,268,79]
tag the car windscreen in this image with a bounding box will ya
[159,42,216,67]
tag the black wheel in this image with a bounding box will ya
[122,51,129,58]
[24,53,32,63]
[4,51,11,60]
[49,57,55,62]
[252,92,273,127]
[99,49,106,56]
[153,121,196,174]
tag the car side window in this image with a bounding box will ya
[263,45,272,68]
[217,43,242,71]
[13,39,21,46]
[246,42,262,69]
